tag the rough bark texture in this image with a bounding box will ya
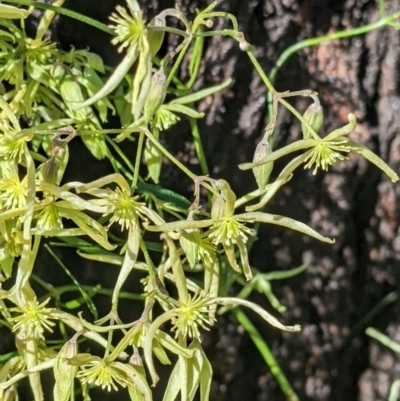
[54,0,400,400]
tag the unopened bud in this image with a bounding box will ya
[211,179,236,219]
[143,67,167,121]
[302,96,323,139]
[211,195,225,220]
[41,156,59,184]
[50,63,67,82]
[252,134,273,189]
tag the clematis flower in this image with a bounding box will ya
[74,355,130,392]
[239,113,399,211]
[145,178,334,281]
[170,290,215,340]
[108,3,145,53]
[0,169,28,210]
[10,298,55,340]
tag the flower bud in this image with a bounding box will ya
[211,180,236,219]
[41,156,59,184]
[59,70,85,105]
[252,137,273,189]
[50,63,66,82]
[143,66,167,121]
[211,195,225,220]
[302,96,323,139]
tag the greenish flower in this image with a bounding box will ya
[198,236,218,268]
[10,298,55,340]
[207,216,253,247]
[153,106,180,131]
[303,138,350,175]
[171,291,215,340]
[0,128,30,163]
[109,5,146,53]
[0,170,28,210]
[25,37,57,64]
[35,203,63,231]
[76,355,130,391]
[107,188,147,231]
[206,216,254,280]
[146,178,336,280]
[4,225,24,257]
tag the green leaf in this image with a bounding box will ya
[84,52,105,73]
[136,181,191,209]
[170,78,232,105]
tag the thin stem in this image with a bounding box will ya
[189,117,209,176]
[246,50,276,94]
[233,308,299,401]
[379,0,386,18]
[366,327,400,354]
[132,130,144,191]
[278,97,312,132]
[348,291,398,340]
[267,10,400,119]
[166,39,191,86]
[141,128,197,181]
[44,244,98,320]
[2,0,114,35]
[270,16,393,84]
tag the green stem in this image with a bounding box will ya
[2,0,114,35]
[233,308,299,401]
[132,130,144,190]
[349,291,398,339]
[166,39,191,87]
[44,244,98,320]
[105,136,135,173]
[139,237,158,282]
[366,327,400,354]
[270,13,398,84]
[141,128,197,181]
[189,117,209,176]
[246,50,276,94]
[267,10,400,119]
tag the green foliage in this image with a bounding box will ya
[0,0,398,400]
